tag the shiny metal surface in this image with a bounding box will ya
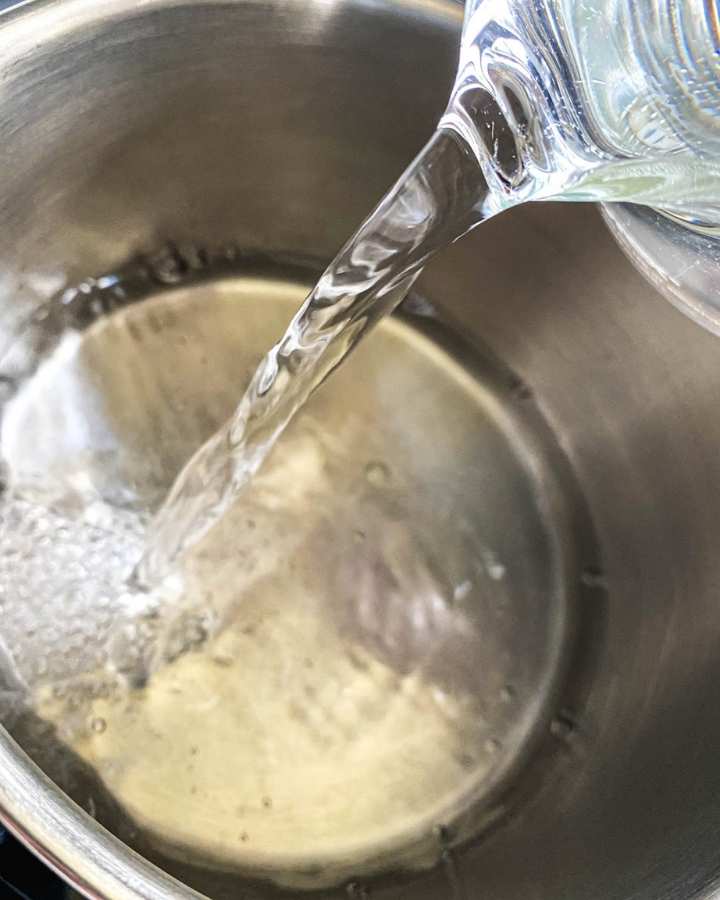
[0,1,719,899]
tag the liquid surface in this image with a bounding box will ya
[1,272,576,889]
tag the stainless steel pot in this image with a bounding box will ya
[2,1,720,898]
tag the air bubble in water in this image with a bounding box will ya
[453,579,472,602]
[481,548,506,581]
[550,713,577,741]
[364,461,390,487]
[148,249,186,285]
[581,565,606,589]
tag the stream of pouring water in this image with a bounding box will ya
[137,129,501,583]
[0,0,716,893]
[138,0,720,584]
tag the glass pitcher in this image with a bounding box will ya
[443,0,720,332]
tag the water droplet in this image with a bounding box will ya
[500,684,515,703]
[365,461,390,487]
[487,561,505,580]
[148,248,186,285]
[510,377,533,400]
[177,243,209,272]
[581,565,606,589]
[401,292,437,318]
[90,717,107,734]
[480,549,506,581]
[212,654,233,668]
[550,713,577,741]
[453,579,472,602]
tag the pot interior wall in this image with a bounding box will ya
[1,2,720,899]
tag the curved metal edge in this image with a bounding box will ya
[0,727,206,899]
[0,0,463,44]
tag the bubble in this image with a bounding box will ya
[481,549,506,581]
[453,579,472,602]
[212,654,234,668]
[90,717,107,734]
[176,243,209,272]
[550,713,577,741]
[581,565,606,589]
[148,249,186,285]
[364,461,390,487]
[487,561,506,580]
[499,684,515,703]
[509,377,533,400]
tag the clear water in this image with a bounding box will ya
[140,0,719,582]
[136,130,495,582]
[0,0,717,890]
[1,269,574,890]
[447,0,720,216]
